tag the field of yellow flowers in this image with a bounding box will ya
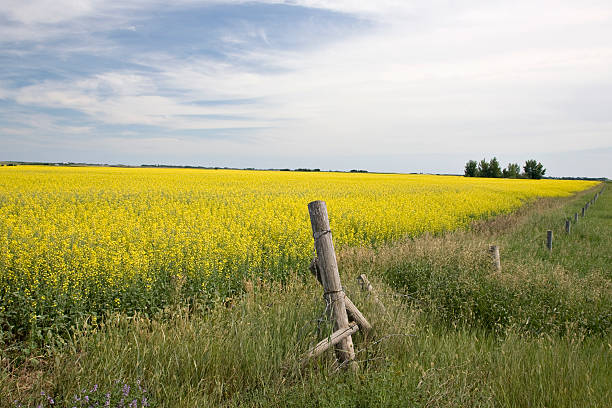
[0,165,597,346]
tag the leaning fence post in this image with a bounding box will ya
[308,200,356,367]
[565,219,571,234]
[310,259,372,333]
[489,245,501,272]
[303,322,359,361]
[546,230,553,251]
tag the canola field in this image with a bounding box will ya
[0,166,598,345]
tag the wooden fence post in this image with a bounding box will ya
[489,245,501,272]
[581,207,585,217]
[574,212,578,223]
[310,259,372,333]
[308,200,356,367]
[546,230,553,251]
[304,322,359,360]
[565,219,571,234]
[357,273,386,311]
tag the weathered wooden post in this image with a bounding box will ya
[304,322,359,360]
[357,273,386,311]
[489,245,501,272]
[310,259,372,332]
[565,219,571,234]
[574,212,578,223]
[308,200,356,367]
[546,230,553,251]
[581,207,585,217]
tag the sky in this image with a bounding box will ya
[1,0,611,177]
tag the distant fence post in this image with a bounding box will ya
[357,273,386,311]
[489,245,501,272]
[582,207,585,217]
[565,219,571,234]
[308,200,356,367]
[546,230,553,251]
[574,212,578,223]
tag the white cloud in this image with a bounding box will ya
[12,72,281,130]
[0,0,96,24]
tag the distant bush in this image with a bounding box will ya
[523,159,546,179]
[503,163,521,178]
[464,158,546,179]
[464,160,478,177]
[471,157,502,178]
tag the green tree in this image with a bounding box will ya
[464,160,478,177]
[503,163,521,178]
[523,159,546,179]
[478,159,490,177]
[489,157,502,178]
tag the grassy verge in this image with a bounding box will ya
[373,183,611,336]
[2,183,610,407]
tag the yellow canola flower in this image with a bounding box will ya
[0,165,598,337]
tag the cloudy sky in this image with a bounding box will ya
[1,0,611,177]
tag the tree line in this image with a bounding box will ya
[464,158,546,179]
